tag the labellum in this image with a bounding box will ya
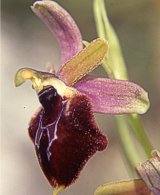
[15,68,108,191]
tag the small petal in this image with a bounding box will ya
[136,150,160,194]
[95,179,150,195]
[29,86,107,188]
[31,0,83,64]
[75,77,150,114]
[57,39,108,86]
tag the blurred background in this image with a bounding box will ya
[1,0,160,195]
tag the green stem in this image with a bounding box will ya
[93,0,153,169]
[99,0,128,80]
[128,114,152,158]
[93,0,106,38]
[94,0,140,171]
[94,0,114,77]
[116,116,140,168]
[98,0,153,157]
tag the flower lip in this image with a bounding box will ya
[29,89,108,188]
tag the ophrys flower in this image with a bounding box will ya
[14,0,150,194]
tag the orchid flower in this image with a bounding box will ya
[14,0,150,194]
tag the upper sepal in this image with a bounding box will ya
[31,0,83,65]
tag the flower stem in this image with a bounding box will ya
[128,114,152,158]
[115,116,140,168]
[93,0,106,39]
[93,0,153,169]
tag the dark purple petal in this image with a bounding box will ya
[31,0,83,64]
[29,86,107,188]
[74,77,150,114]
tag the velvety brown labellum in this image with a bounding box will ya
[29,86,107,188]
